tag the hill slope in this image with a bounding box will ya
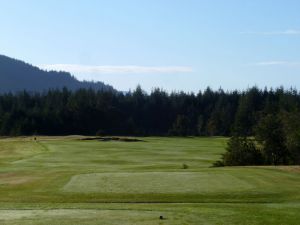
[0,55,114,93]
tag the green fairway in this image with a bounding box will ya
[0,136,300,224]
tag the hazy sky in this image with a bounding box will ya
[1,0,300,92]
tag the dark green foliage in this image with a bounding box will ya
[218,110,300,166]
[255,114,288,165]
[221,137,264,166]
[281,111,300,164]
[0,86,241,136]
[96,129,106,136]
[169,115,191,136]
[233,87,263,136]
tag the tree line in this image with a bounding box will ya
[0,86,299,138]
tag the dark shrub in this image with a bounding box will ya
[221,136,264,166]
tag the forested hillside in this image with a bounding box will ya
[0,55,114,93]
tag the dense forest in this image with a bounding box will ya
[0,86,299,137]
[0,55,114,93]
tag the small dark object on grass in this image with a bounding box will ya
[159,215,165,220]
[212,160,224,167]
[182,163,189,169]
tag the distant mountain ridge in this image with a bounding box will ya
[0,55,114,93]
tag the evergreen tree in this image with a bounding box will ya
[255,114,288,165]
[218,136,263,166]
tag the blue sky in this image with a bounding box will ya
[1,0,300,92]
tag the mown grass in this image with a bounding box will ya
[0,136,300,224]
[0,203,300,225]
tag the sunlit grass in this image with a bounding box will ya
[0,136,300,224]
